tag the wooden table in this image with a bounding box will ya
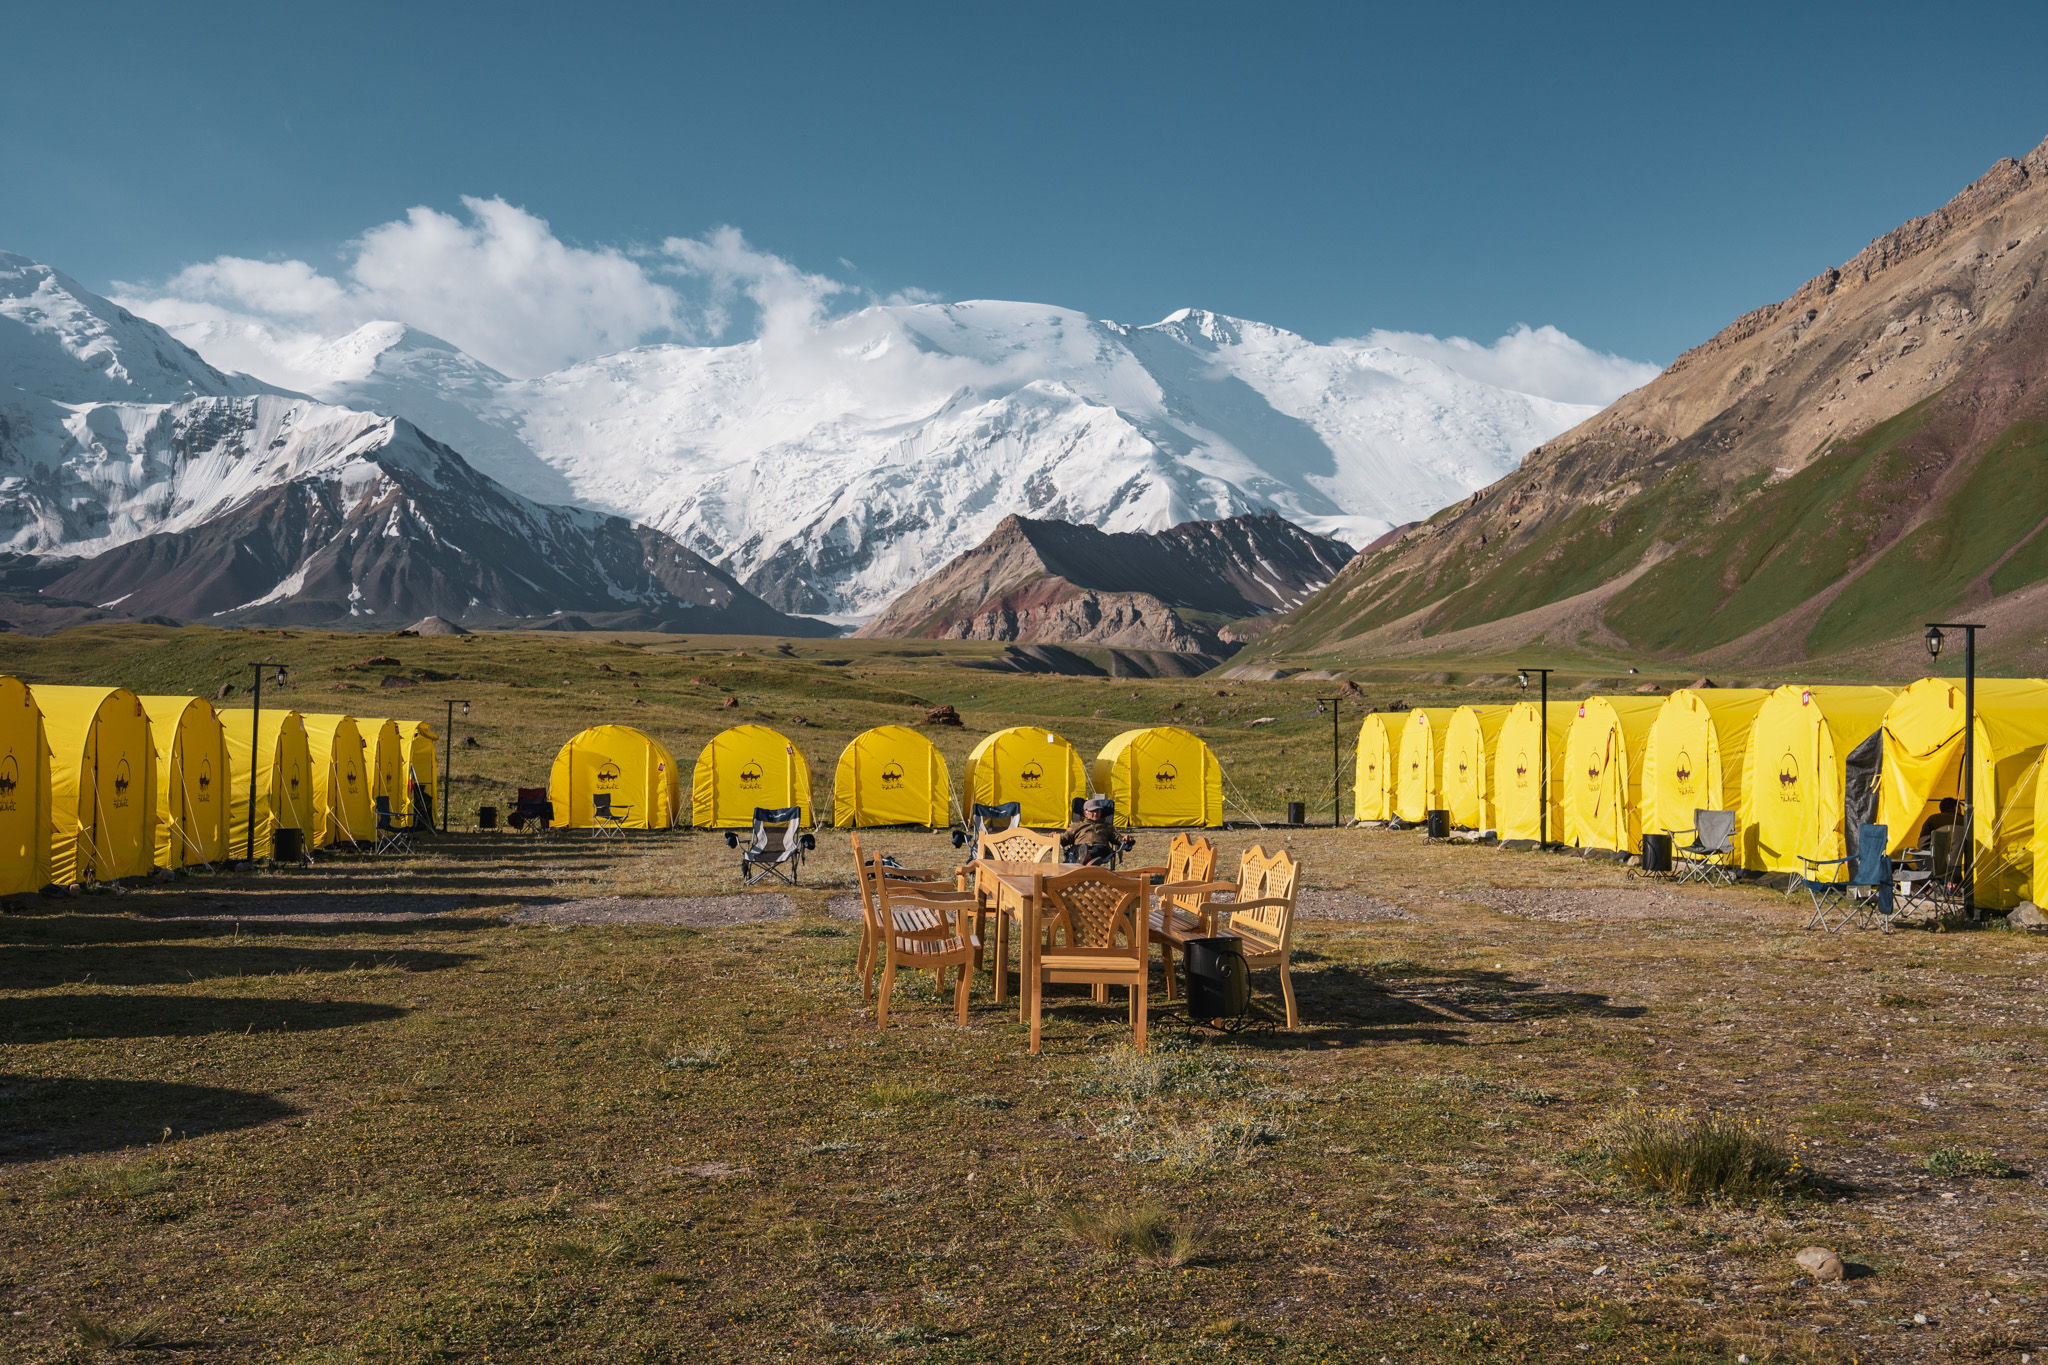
[973,859,1151,1054]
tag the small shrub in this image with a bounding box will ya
[1876,992,1929,1010]
[1057,1202,1200,1267]
[1923,1145,2018,1178]
[70,1312,167,1349]
[48,1163,173,1199]
[1075,1042,1253,1101]
[1600,1106,1807,1203]
[867,1080,939,1109]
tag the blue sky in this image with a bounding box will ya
[6,0,2047,371]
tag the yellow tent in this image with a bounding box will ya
[37,685,158,884]
[1443,705,1510,830]
[1092,727,1223,828]
[1393,708,1460,822]
[1639,689,1771,838]
[395,721,437,825]
[138,696,230,868]
[1352,713,1404,822]
[833,725,952,828]
[0,676,51,896]
[1739,685,1898,873]
[301,714,377,848]
[224,707,314,860]
[691,725,810,828]
[962,726,1087,827]
[1494,700,1570,843]
[356,718,404,815]
[1878,678,2048,910]
[1564,696,1663,852]
[553,724,683,830]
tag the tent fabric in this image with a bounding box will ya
[1738,685,1898,873]
[0,676,50,895]
[1443,706,1510,830]
[225,707,314,860]
[1564,696,1663,852]
[355,718,404,816]
[833,725,951,828]
[1640,689,1771,837]
[1092,727,1223,828]
[961,726,1087,828]
[1878,678,2048,910]
[395,721,437,823]
[1842,730,1884,858]
[1393,708,1461,822]
[138,696,230,868]
[300,714,377,848]
[554,725,684,830]
[690,725,809,829]
[1493,701,1570,843]
[37,685,158,884]
[1352,714,1405,822]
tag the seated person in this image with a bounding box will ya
[1061,797,1119,866]
[1916,797,1961,847]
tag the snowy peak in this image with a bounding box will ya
[298,321,509,394]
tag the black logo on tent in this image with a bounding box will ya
[345,767,359,788]
[1019,762,1043,788]
[1154,761,1177,788]
[289,774,301,795]
[880,761,904,789]
[113,759,130,795]
[1456,749,1470,780]
[1674,750,1694,794]
[1777,752,1801,801]
[196,759,211,795]
[597,762,621,788]
[1585,760,1603,789]
[1514,750,1530,788]
[0,752,15,795]
[739,761,763,788]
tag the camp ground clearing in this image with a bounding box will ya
[2,624,2046,1363]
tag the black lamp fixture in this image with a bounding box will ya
[1924,625,1945,659]
[442,698,471,833]
[1922,622,1983,916]
[243,661,289,862]
[1515,666,1554,847]
[1316,691,1346,828]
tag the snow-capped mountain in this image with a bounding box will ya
[0,252,823,633]
[220,300,1603,617]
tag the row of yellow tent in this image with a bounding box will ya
[1353,679,2048,911]
[0,676,436,894]
[544,722,1224,832]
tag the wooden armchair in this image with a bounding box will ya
[1216,847,1303,1027]
[975,826,1059,1005]
[851,833,974,1002]
[1147,837,1241,1002]
[874,878,980,1029]
[1031,867,1149,1054]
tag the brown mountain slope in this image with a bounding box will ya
[854,512,1352,653]
[1261,134,2048,667]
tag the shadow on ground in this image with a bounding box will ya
[0,1074,298,1163]
[2,994,407,1040]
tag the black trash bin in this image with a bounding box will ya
[478,805,497,830]
[272,828,305,864]
[1640,832,1674,874]
[1425,809,1450,839]
[1185,937,1249,1024]
[1285,800,1306,826]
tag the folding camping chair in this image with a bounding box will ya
[1673,809,1738,886]
[592,793,631,839]
[953,800,1024,850]
[734,806,813,885]
[373,795,416,855]
[1061,796,1134,867]
[1799,822,1896,931]
[508,787,553,832]
[1893,825,1965,921]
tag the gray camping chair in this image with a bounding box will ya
[952,800,1024,851]
[592,793,631,839]
[373,795,418,855]
[1892,824,1965,920]
[1673,809,1738,886]
[731,806,814,886]
[1798,822,1895,932]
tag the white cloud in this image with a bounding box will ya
[1343,323,1661,407]
[117,196,688,380]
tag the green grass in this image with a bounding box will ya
[1599,1106,1808,1204]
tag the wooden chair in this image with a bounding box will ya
[1214,847,1303,1027]
[850,833,972,1001]
[874,876,980,1029]
[974,827,1059,1003]
[1031,867,1149,1053]
[1135,833,1219,999]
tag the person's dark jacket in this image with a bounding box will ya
[1062,816,1115,862]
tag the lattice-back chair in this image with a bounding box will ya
[873,873,981,1029]
[851,833,974,1001]
[1215,847,1302,1025]
[1030,867,1149,1053]
[731,806,813,886]
[974,824,1060,1003]
[1138,834,1222,1001]
[373,795,415,855]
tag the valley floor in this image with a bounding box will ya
[3,827,2044,1364]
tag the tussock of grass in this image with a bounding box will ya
[867,1080,939,1108]
[1102,1108,1285,1167]
[1600,1107,1807,1203]
[1057,1202,1201,1267]
[657,1038,731,1071]
[69,1311,167,1349]
[1075,1042,1254,1101]
[1923,1145,2018,1178]
[1876,992,1929,1010]
[48,1162,174,1199]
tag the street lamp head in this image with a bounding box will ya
[461,701,470,717]
[1517,670,1529,688]
[273,667,288,686]
[1925,625,1944,660]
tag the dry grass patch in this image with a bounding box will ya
[1057,1201,1202,1267]
[1599,1106,1809,1203]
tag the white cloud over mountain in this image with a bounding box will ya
[1343,323,1662,406]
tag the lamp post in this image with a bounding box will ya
[1517,668,1554,848]
[1316,695,1344,828]
[443,698,471,834]
[244,661,290,861]
[1924,623,1983,917]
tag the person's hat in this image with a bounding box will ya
[1084,797,1111,813]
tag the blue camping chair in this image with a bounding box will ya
[952,801,1024,850]
[1798,823,1895,932]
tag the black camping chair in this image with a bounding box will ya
[1673,809,1738,886]
[1061,797,1135,868]
[508,787,553,832]
[592,793,631,839]
[1799,822,1896,932]
[373,795,417,855]
[952,801,1024,850]
[727,806,814,885]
